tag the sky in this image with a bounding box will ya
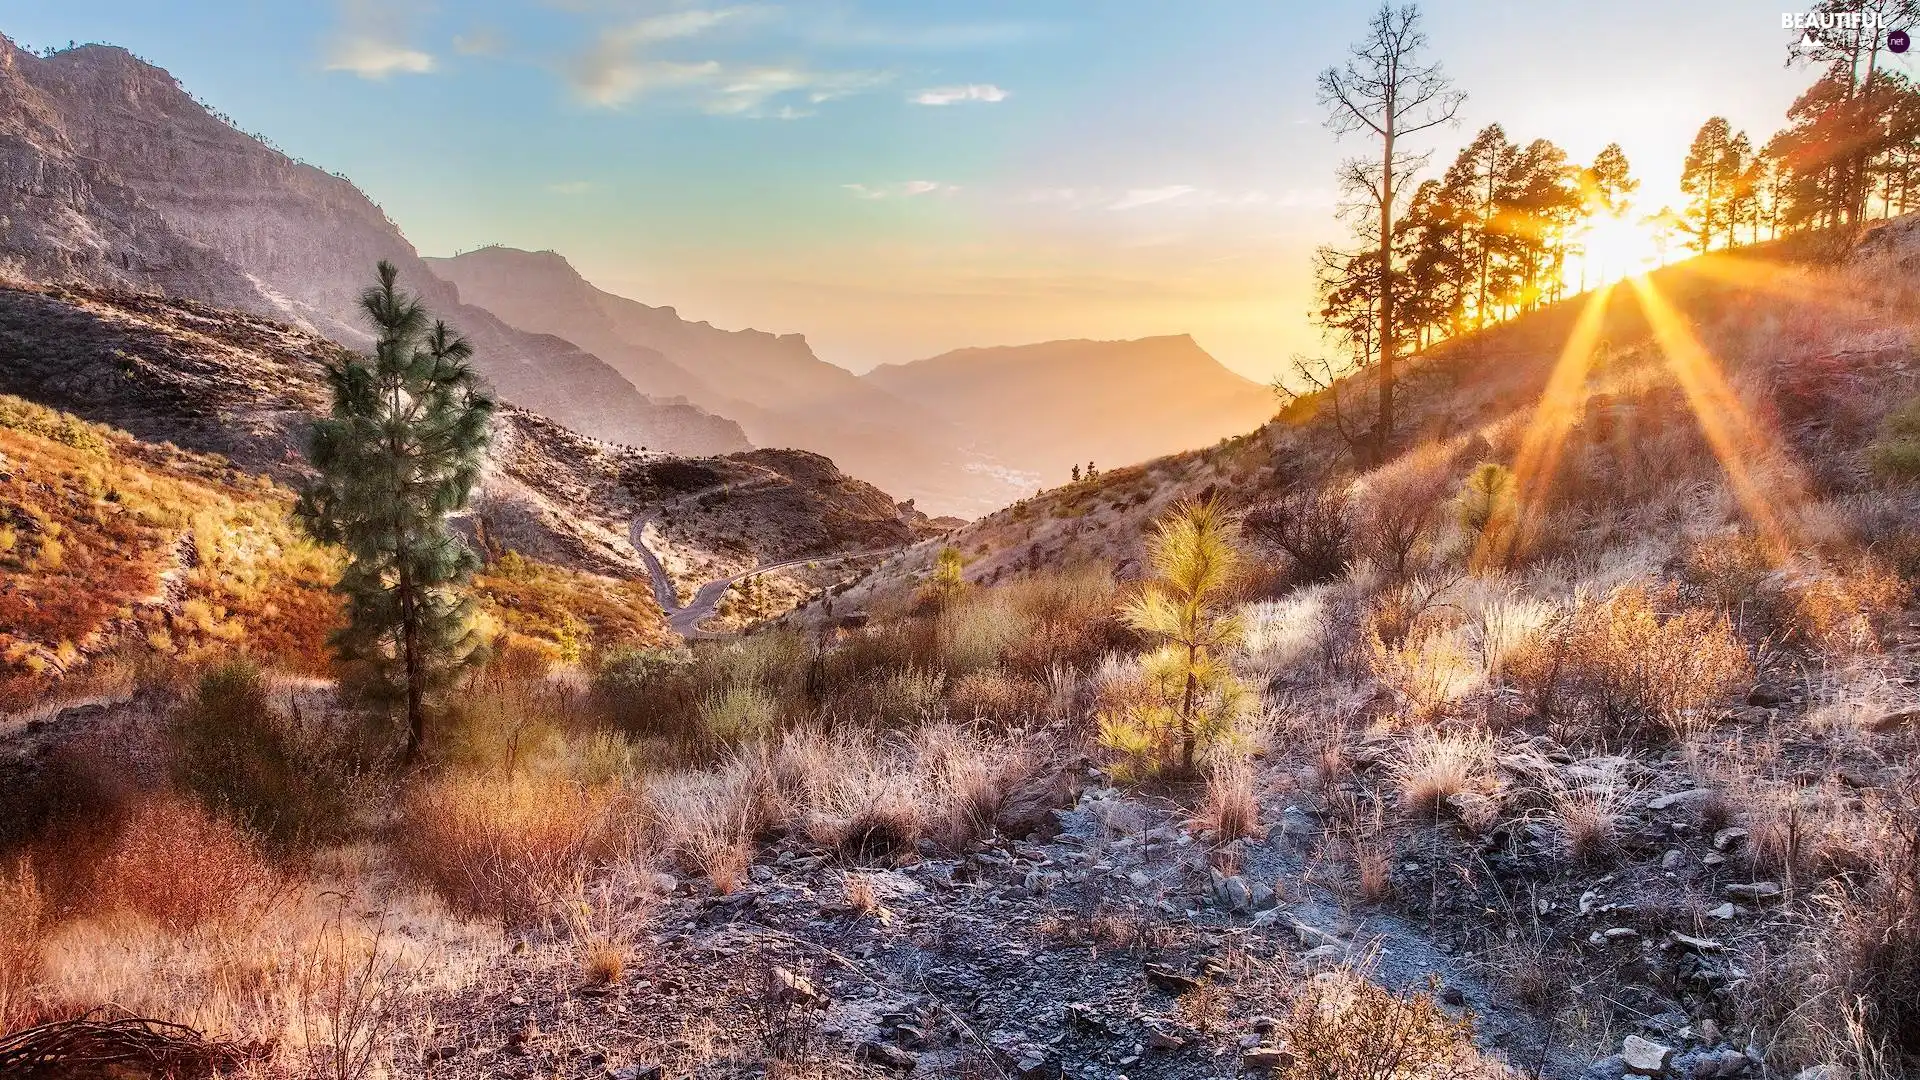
[3,1,1878,381]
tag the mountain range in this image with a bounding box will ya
[0,33,1275,519]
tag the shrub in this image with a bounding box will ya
[92,794,284,932]
[700,682,784,744]
[1244,483,1352,586]
[1869,396,1920,481]
[939,598,1028,675]
[948,668,1050,727]
[1782,555,1907,657]
[592,646,702,740]
[1509,584,1749,741]
[171,660,382,851]
[395,772,630,925]
[1829,804,1920,1056]
[1278,972,1489,1080]
[1354,459,1451,577]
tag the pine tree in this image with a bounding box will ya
[927,545,967,608]
[297,261,495,765]
[1102,499,1248,776]
[1441,125,1509,327]
[1681,118,1747,253]
[1585,143,1639,216]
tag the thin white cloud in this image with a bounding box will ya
[568,8,885,116]
[547,180,597,196]
[323,0,437,79]
[843,180,959,200]
[1021,186,1336,212]
[453,27,504,57]
[1109,185,1198,211]
[912,83,1009,106]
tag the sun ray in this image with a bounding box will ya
[1626,273,1805,557]
[1671,253,1884,321]
[1509,282,1617,550]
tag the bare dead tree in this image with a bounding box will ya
[1273,354,1376,463]
[1318,4,1464,459]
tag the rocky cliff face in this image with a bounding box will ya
[0,35,747,456]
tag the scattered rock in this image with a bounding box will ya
[1647,789,1715,811]
[1705,902,1737,920]
[1869,708,1920,733]
[1660,850,1685,870]
[1241,1045,1295,1073]
[857,1040,918,1072]
[1622,1034,1675,1076]
[1669,931,1724,954]
[1143,962,1203,994]
[768,966,828,1010]
[609,1067,664,1080]
[1724,882,1783,903]
[1712,828,1749,852]
[1688,1049,1752,1078]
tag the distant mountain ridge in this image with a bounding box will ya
[863,335,1276,484]
[429,246,1013,517]
[0,35,746,455]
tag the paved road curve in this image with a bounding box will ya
[627,505,896,639]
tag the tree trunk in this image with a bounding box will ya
[1180,640,1200,772]
[399,561,424,766]
[1378,97,1397,459]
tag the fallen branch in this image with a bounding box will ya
[0,1008,272,1079]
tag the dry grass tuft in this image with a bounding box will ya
[1356,842,1395,902]
[1553,781,1628,863]
[0,859,48,1029]
[1195,758,1264,843]
[1390,730,1494,821]
[843,873,879,916]
[395,773,629,925]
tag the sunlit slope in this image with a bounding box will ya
[815,224,1917,614]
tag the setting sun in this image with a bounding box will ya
[1572,211,1666,289]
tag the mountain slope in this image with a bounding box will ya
[428,247,1016,517]
[814,235,1915,614]
[0,279,931,634]
[862,335,1276,485]
[0,35,745,455]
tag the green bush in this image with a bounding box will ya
[592,646,700,736]
[1871,398,1920,480]
[171,660,386,851]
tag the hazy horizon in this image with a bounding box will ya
[5,1,1850,380]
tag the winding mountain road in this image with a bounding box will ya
[626,476,898,638]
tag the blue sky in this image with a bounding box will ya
[4,1,1864,379]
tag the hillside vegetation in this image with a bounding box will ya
[8,232,1920,1080]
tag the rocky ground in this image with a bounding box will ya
[408,744,1831,1080]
